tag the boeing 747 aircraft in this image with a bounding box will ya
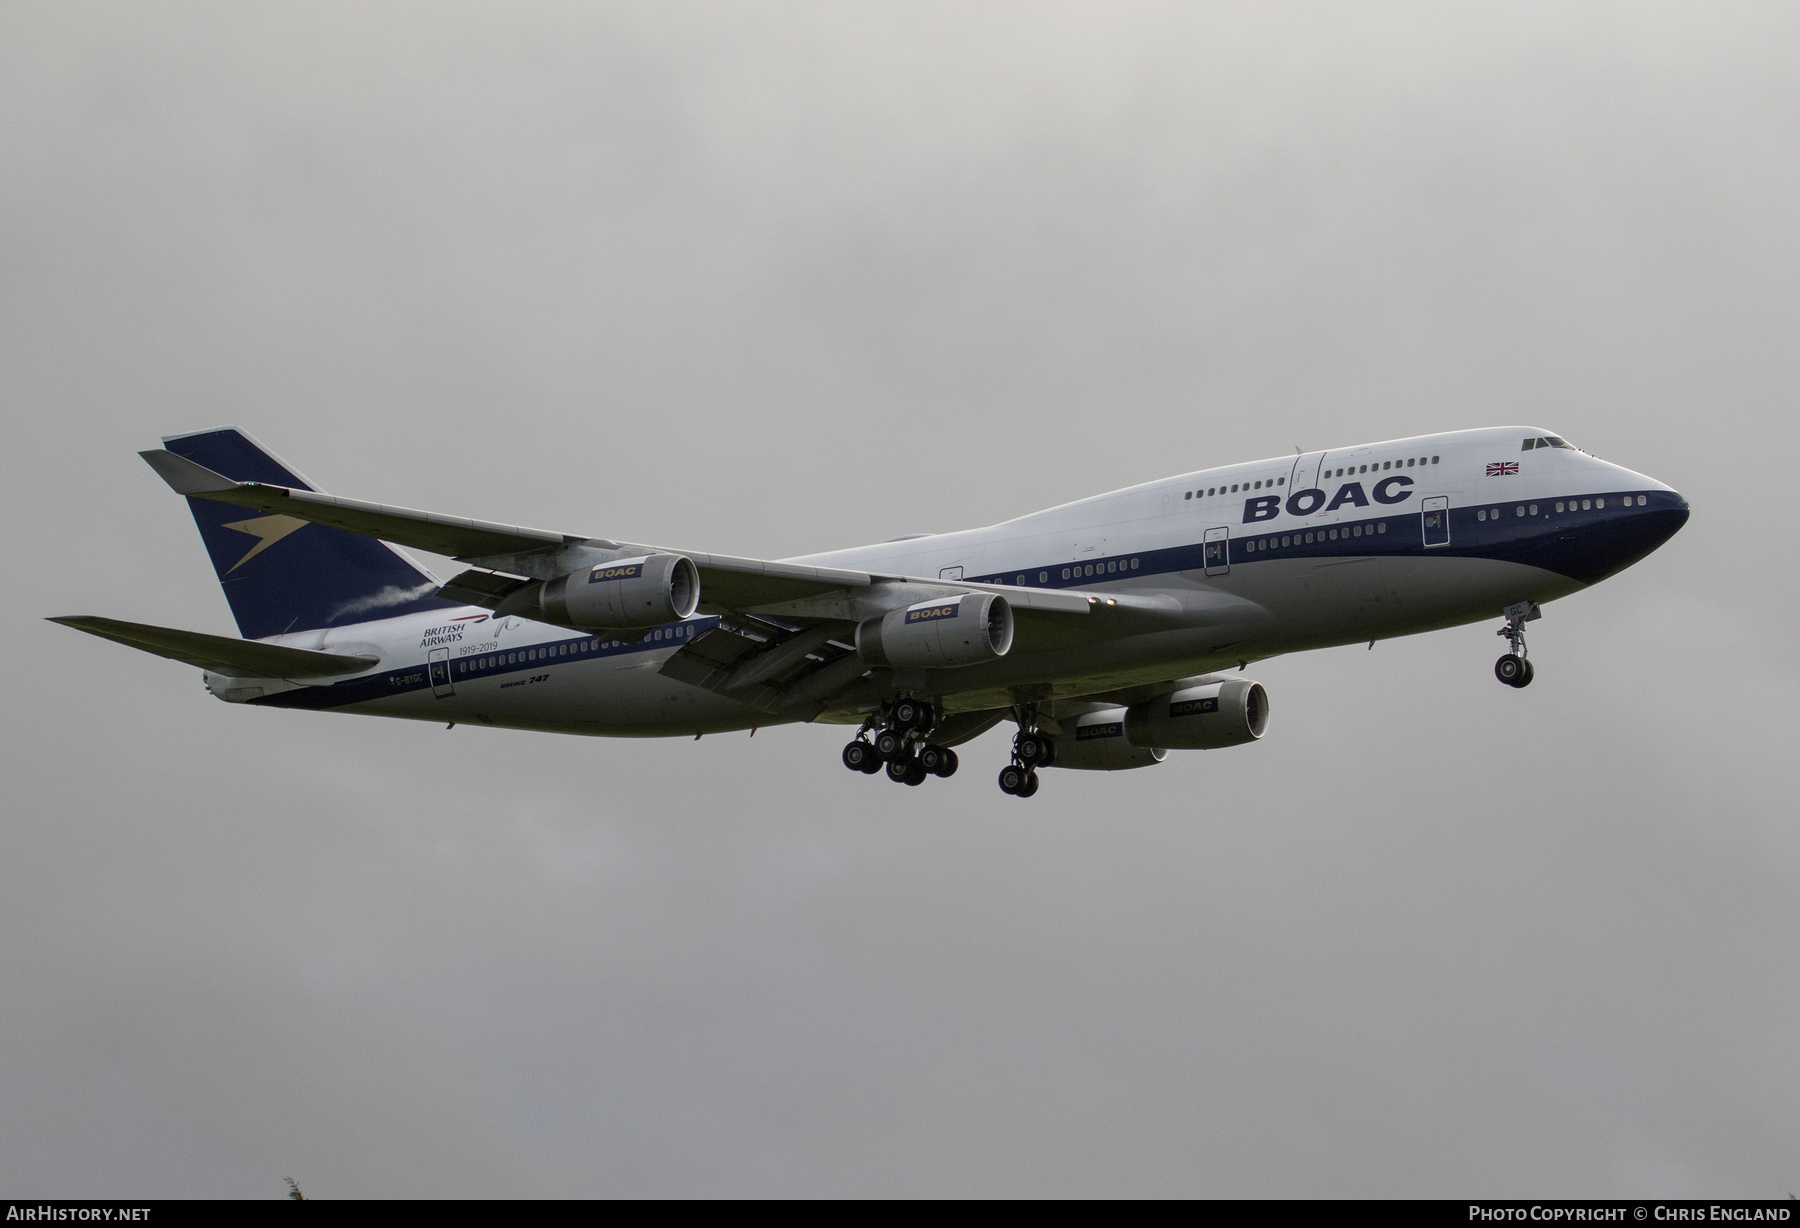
[54,427,1687,798]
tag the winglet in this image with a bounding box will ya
[138,449,243,496]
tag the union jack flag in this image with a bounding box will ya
[1486,462,1519,476]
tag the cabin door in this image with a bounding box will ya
[1421,496,1451,548]
[428,647,455,697]
[1203,527,1230,576]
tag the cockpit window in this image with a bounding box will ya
[1521,435,1576,451]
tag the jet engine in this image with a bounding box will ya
[537,553,700,629]
[1046,708,1167,771]
[856,593,1014,669]
[1124,678,1269,750]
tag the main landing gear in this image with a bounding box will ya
[841,699,959,787]
[998,720,1055,799]
[1494,600,1541,689]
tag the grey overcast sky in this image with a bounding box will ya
[3,2,1797,1198]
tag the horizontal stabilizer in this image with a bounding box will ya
[48,616,379,678]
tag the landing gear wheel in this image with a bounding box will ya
[1019,770,1040,798]
[1494,601,1540,689]
[842,741,879,773]
[887,757,926,785]
[998,764,1031,796]
[893,698,931,731]
[919,744,959,778]
[874,729,905,760]
[1015,733,1053,768]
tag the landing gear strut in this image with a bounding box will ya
[840,698,959,785]
[1495,601,1540,689]
[997,711,1054,798]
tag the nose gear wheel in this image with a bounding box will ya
[1495,601,1540,689]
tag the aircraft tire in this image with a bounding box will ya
[893,698,931,731]
[874,729,905,760]
[1495,654,1527,686]
[1517,659,1535,688]
[842,741,878,773]
[1019,770,1040,798]
[998,764,1030,795]
[920,744,959,778]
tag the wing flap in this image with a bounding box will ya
[49,616,379,678]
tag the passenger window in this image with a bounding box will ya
[1555,502,1564,513]
[1529,504,1538,515]
[1432,456,1439,463]
[1515,507,1524,517]
[1062,568,1070,579]
[1407,458,1415,467]
[1638,495,1647,506]
[1377,522,1386,534]
[1281,536,1290,547]
[1130,559,1139,570]
[1040,571,1049,581]
[1478,510,1486,521]
[1595,497,1604,509]
[1582,499,1590,510]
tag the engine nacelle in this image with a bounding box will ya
[856,593,1014,669]
[1124,679,1269,750]
[540,553,700,629]
[1047,708,1167,771]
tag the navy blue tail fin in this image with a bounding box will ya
[161,427,458,640]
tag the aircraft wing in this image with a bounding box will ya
[47,615,378,677]
[136,450,1193,713]
[139,449,879,609]
[138,449,1125,621]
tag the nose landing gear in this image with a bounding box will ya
[1495,601,1540,688]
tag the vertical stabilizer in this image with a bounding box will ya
[160,427,456,639]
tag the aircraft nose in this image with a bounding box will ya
[1576,489,1687,585]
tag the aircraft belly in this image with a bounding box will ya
[907,554,1582,712]
[1231,554,1580,647]
[333,650,771,737]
